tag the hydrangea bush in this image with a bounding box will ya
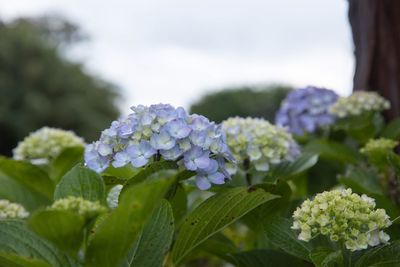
[13,126,85,162]
[1,96,400,267]
[275,86,338,135]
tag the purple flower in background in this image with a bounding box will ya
[275,86,338,135]
[84,103,234,190]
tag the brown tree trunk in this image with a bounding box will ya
[348,0,400,120]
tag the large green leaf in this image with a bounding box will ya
[304,139,361,164]
[0,220,78,267]
[85,177,173,267]
[271,153,319,180]
[128,200,174,267]
[0,252,51,267]
[0,158,53,210]
[264,217,312,261]
[309,247,343,267]
[198,233,237,263]
[49,146,84,183]
[229,249,303,267]
[54,165,105,203]
[172,187,279,264]
[355,241,400,267]
[28,210,85,256]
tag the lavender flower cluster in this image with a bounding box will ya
[85,104,234,190]
[275,86,338,135]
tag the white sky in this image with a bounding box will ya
[0,0,354,113]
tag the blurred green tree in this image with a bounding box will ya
[189,85,292,123]
[0,16,120,156]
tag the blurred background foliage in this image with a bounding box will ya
[0,16,120,156]
[190,85,292,123]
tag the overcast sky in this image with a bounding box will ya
[0,0,354,112]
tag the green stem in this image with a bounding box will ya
[243,158,252,186]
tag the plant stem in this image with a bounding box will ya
[243,158,252,186]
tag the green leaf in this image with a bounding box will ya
[229,249,303,267]
[310,247,343,267]
[169,184,188,225]
[28,210,85,256]
[121,161,178,195]
[355,241,400,267]
[50,146,84,183]
[0,158,53,210]
[264,217,311,261]
[304,139,361,164]
[128,200,174,267]
[381,118,400,139]
[338,166,383,195]
[198,233,237,263]
[171,187,279,264]
[271,153,319,180]
[101,164,138,180]
[85,177,173,267]
[0,252,51,267]
[0,219,78,267]
[54,165,105,203]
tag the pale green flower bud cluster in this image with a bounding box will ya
[361,138,398,156]
[330,92,390,118]
[222,117,300,172]
[13,127,85,161]
[49,196,106,219]
[0,199,29,219]
[292,189,392,251]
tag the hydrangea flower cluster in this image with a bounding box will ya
[13,127,85,161]
[0,200,29,219]
[221,117,300,172]
[330,92,390,118]
[361,138,398,156]
[49,196,106,219]
[292,189,392,251]
[85,104,234,190]
[275,86,338,135]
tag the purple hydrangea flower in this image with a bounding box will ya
[275,86,338,135]
[85,104,234,190]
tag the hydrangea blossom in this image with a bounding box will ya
[330,92,390,118]
[292,189,392,251]
[13,127,85,162]
[0,200,29,219]
[275,86,338,135]
[49,196,106,219]
[85,104,234,190]
[361,138,398,156]
[221,117,300,172]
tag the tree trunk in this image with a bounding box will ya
[348,0,400,120]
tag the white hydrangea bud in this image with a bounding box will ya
[13,127,85,162]
[330,92,390,119]
[292,189,392,251]
[221,117,300,172]
[49,196,106,219]
[0,199,29,219]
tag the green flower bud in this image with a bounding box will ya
[49,196,106,219]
